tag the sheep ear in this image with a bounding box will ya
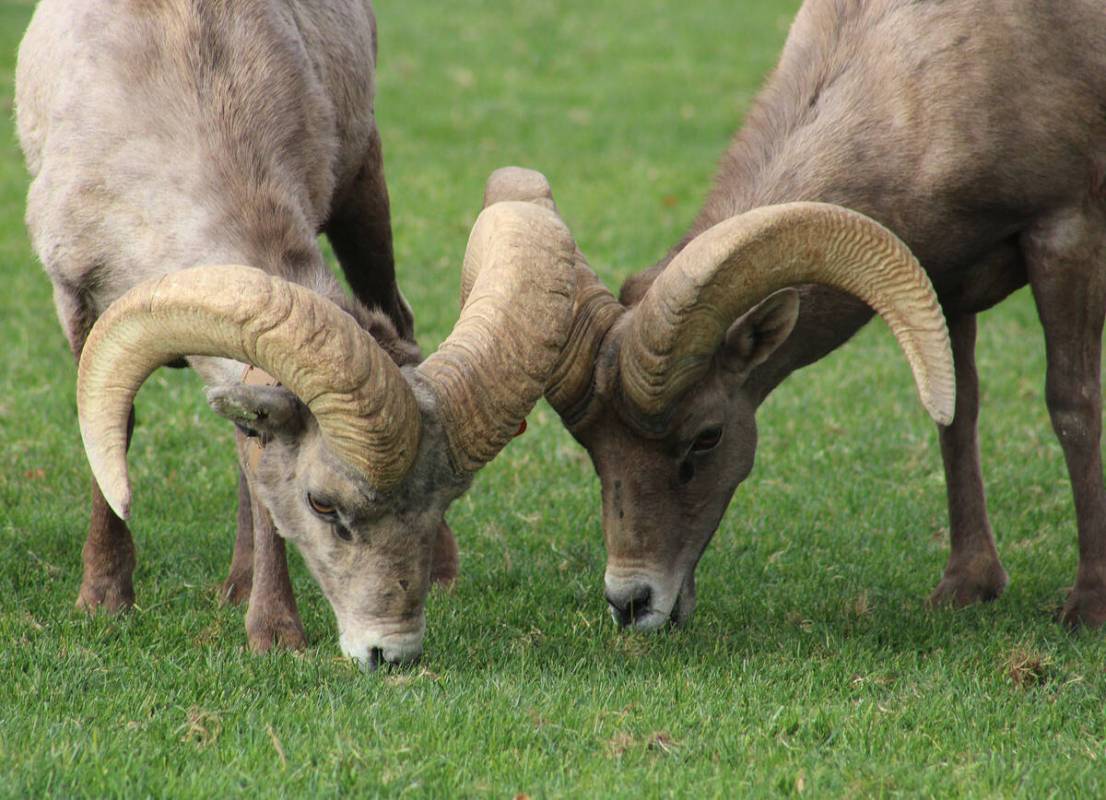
[720,289,799,376]
[206,384,306,439]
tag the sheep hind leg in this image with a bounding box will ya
[325,127,415,343]
[929,313,1009,608]
[244,495,307,652]
[1024,204,1106,627]
[220,469,254,606]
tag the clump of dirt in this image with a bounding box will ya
[1004,648,1052,689]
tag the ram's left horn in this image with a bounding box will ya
[417,201,576,472]
[619,202,955,429]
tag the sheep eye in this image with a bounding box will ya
[307,493,337,517]
[234,422,261,439]
[691,426,723,453]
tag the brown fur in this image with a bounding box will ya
[552,0,1106,629]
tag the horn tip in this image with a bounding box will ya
[483,166,556,210]
[927,394,955,427]
[105,486,132,520]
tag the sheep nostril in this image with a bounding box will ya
[626,586,653,624]
[606,586,653,627]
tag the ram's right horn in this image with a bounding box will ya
[77,266,420,518]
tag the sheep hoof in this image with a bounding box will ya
[1058,585,1106,629]
[247,613,308,653]
[75,576,135,614]
[927,562,1008,608]
[219,572,253,606]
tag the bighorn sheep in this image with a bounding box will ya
[488,0,1106,631]
[17,0,577,667]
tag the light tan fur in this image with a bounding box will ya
[14,0,458,665]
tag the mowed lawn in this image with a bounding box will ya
[2,0,1106,796]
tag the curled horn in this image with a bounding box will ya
[482,168,623,427]
[77,266,420,518]
[620,202,955,427]
[416,200,576,472]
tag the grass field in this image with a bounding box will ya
[3,1,1106,796]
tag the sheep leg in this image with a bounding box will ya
[929,313,1009,607]
[220,469,254,605]
[245,493,307,651]
[325,127,415,342]
[1024,205,1106,627]
[57,285,137,613]
[76,406,137,612]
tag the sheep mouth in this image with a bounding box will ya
[360,647,422,673]
[621,607,670,632]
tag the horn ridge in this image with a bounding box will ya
[77,265,420,517]
[619,202,955,427]
[545,258,624,427]
[417,201,577,473]
[478,167,623,429]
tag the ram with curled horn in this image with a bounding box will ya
[78,202,575,667]
[15,0,576,667]
[485,0,1106,632]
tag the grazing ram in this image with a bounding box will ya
[487,0,1106,631]
[17,0,577,667]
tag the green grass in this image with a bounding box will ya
[2,0,1105,796]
